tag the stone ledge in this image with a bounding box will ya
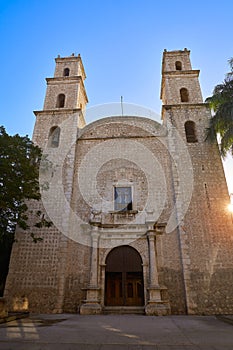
[109,210,138,215]
[34,108,81,116]
[103,306,145,315]
[162,103,209,110]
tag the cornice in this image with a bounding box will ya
[161,103,210,118]
[33,108,81,116]
[46,76,82,83]
[162,103,209,110]
[45,76,88,102]
[162,69,200,76]
[55,55,86,79]
[160,70,200,99]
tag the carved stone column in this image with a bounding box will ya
[145,223,171,316]
[80,226,102,314]
[89,230,99,287]
[147,231,161,297]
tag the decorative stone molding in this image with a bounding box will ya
[80,229,102,314]
[145,223,171,315]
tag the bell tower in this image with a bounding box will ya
[161,48,212,144]
[160,48,202,106]
[161,49,233,315]
[32,53,88,149]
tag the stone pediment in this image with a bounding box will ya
[78,115,167,140]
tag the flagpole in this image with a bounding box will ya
[121,96,124,116]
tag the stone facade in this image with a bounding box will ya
[4,49,233,315]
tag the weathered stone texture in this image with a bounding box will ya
[4,50,233,315]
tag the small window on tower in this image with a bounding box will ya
[180,88,189,102]
[114,187,132,212]
[63,68,70,77]
[175,61,182,70]
[185,121,198,143]
[56,94,65,108]
[48,126,60,148]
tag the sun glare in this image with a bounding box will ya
[228,203,233,213]
[228,193,233,212]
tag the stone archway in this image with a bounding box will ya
[105,245,144,306]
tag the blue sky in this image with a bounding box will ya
[0,0,233,191]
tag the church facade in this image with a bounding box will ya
[4,49,233,315]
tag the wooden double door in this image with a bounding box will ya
[105,246,144,306]
[105,271,144,306]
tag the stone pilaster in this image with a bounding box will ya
[145,225,171,315]
[80,227,102,314]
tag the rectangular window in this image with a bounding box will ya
[114,187,132,212]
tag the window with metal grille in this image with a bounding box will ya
[114,187,132,212]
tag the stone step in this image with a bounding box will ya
[103,306,145,315]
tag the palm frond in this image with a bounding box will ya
[220,126,233,157]
[206,58,233,156]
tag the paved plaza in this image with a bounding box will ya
[0,314,233,349]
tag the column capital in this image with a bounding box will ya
[91,230,100,243]
[155,222,166,235]
[146,222,166,236]
[147,230,156,240]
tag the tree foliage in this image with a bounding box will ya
[206,58,233,157]
[0,126,42,241]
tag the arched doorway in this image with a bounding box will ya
[105,246,144,306]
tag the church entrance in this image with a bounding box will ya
[105,246,144,306]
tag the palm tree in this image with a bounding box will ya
[206,58,233,157]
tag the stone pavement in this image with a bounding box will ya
[0,314,233,350]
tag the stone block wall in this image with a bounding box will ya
[4,51,233,315]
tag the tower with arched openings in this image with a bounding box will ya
[4,50,233,316]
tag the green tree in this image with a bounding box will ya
[0,126,42,240]
[206,58,233,157]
